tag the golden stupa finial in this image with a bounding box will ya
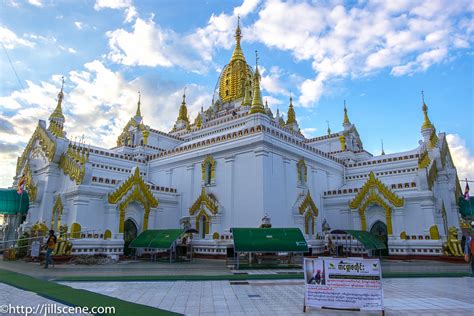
[249,50,265,114]
[50,76,65,119]
[286,93,297,125]
[230,15,245,63]
[177,87,189,123]
[343,100,350,125]
[421,90,433,130]
[135,91,142,117]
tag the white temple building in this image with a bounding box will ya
[12,21,463,258]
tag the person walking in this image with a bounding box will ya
[465,222,474,277]
[44,230,56,269]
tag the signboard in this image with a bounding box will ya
[304,257,383,311]
[31,241,40,258]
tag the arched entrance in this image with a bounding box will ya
[370,221,388,257]
[123,218,138,256]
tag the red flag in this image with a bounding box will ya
[464,181,470,201]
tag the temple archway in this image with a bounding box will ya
[123,218,138,256]
[370,221,388,257]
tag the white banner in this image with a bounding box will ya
[304,257,383,311]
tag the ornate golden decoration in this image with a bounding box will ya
[418,150,430,169]
[249,57,265,114]
[108,167,158,233]
[16,124,56,176]
[429,225,440,240]
[400,231,407,240]
[343,102,350,125]
[189,187,218,215]
[177,92,190,123]
[304,212,315,235]
[108,167,158,207]
[23,163,37,202]
[194,113,202,128]
[358,190,393,234]
[51,195,63,232]
[195,209,210,235]
[299,191,318,216]
[421,92,434,130]
[297,158,307,183]
[31,221,48,236]
[339,134,346,151]
[118,186,151,233]
[48,120,64,138]
[201,155,216,184]
[442,227,463,256]
[59,152,85,185]
[427,131,439,149]
[349,171,404,209]
[218,18,253,103]
[286,96,297,125]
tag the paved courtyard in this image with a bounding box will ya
[58,277,474,315]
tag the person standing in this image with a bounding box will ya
[44,230,56,269]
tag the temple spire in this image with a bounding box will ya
[249,50,265,114]
[421,90,434,130]
[135,91,142,117]
[343,100,350,126]
[230,14,245,62]
[381,139,385,155]
[48,76,66,137]
[241,80,251,107]
[326,120,331,135]
[178,87,189,123]
[286,94,296,124]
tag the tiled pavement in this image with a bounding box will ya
[57,277,474,316]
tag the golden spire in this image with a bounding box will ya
[249,50,265,114]
[343,100,350,125]
[326,120,331,135]
[230,14,245,63]
[50,76,65,120]
[178,87,189,123]
[241,80,251,107]
[286,94,297,125]
[421,90,434,130]
[135,91,142,117]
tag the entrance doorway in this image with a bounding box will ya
[123,218,138,256]
[370,221,388,256]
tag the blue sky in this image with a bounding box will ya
[0,0,473,187]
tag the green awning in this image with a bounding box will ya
[232,228,308,252]
[0,189,29,215]
[129,229,184,249]
[459,197,474,217]
[341,230,387,250]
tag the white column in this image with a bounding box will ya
[224,155,235,230]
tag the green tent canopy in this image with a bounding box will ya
[459,197,474,217]
[231,228,308,253]
[335,229,387,250]
[129,229,184,249]
[0,189,29,215]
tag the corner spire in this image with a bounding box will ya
[326,120,331,135]
[178,87,189,122]
[381,139,385,155]
[48,76,66,137]
[135,91,142,118]
[343,100,350,126]
[286,94,297,125]
[249,50,265,114]
[241,80,251,107]
[421,90,434,130]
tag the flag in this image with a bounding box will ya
[17,175,26,195]
[464,181,470,201]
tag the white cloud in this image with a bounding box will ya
[260,66,288,96]
[301,127,318,138]
[446,134,474,183]
[94,0,132,10]
[27,0,43,7]
[0,26,35,49]
[68,47,77,54]
[74,21,84,30]
[244,0,473,106]
[0,60,212,186]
